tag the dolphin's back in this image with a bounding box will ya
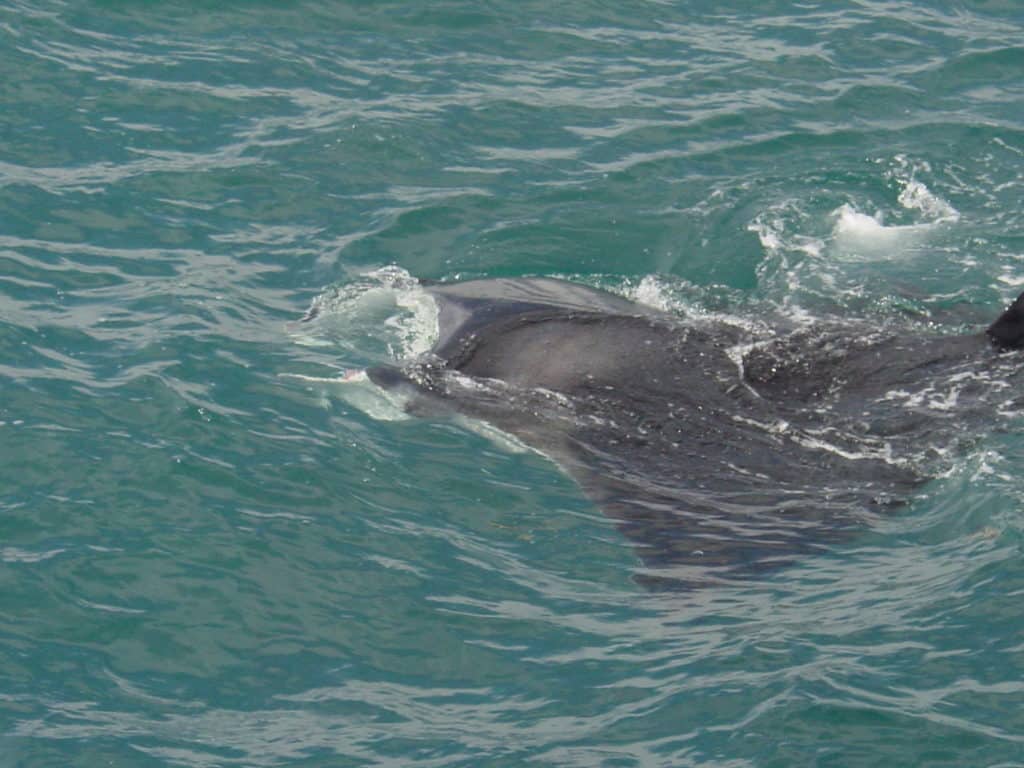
[426,278,650,359]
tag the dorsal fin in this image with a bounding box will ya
[987,291,1024,350]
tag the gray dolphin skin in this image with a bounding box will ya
[367,278,1024,587]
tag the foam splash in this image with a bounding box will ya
[832,161,960,255]
[831,203,932,253]
[290,266,439,363]
[747,201,830,313]
[749,210,825,261]
[747,158,966,321]
[888,155,960,224]
[285,266,440,421]
[627,274,676,312]
[621,274,766,335]
[898,179,959,223]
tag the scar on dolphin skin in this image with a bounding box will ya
[349,278,1024,589]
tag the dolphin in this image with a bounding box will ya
[363,277,1024,587]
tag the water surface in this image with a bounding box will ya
[2,1,1024,765]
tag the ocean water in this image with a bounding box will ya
[2,1,1024,765]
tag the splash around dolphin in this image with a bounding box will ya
[351,276,1024,588]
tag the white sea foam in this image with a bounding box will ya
[830,203,932,255]
[794,429,902,466]
[882,370,1005,413]
[888,155,960,223]
[749,158,961,309]
[832,163,960,256]
[627,274,676,312]
[749,211,825,261]
[620,273,767,337]
[898,179,959,223]
[289,266,439,363]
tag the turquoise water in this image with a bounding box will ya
[3,1,1024,765]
